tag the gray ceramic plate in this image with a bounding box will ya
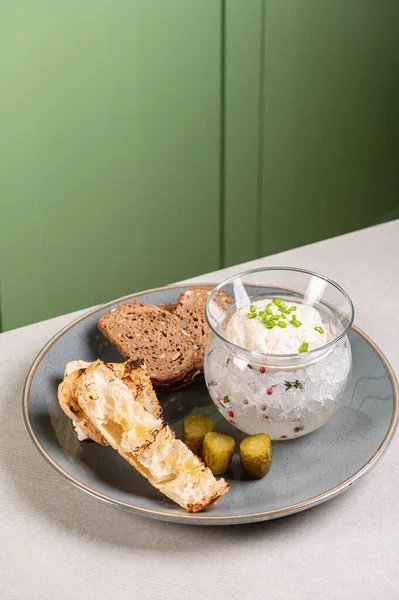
[23,285,398,526]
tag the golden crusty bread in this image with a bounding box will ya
[59,359,162,443]
[58,359,228,512]
[64,360,91,379]
[58,366,108,444]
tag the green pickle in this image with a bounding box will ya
[202,432,236,475]
[240,434,272,479]
[183,415,214,456]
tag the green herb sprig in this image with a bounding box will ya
[285,379,303,391]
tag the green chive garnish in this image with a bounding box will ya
[265,319,276,329]
[265,303,272,316]
[249,304,256,313]
[258,310,265,318]
[288,306,296,312]
[274,298,288,312]
[278,305,289,314]
[298,342,309,353]
[291,318,302,327]
[278,321,287,328]
[247,313,257,319]
[281,313,287,319]
[271,314,280,321]
[314,326,324,334]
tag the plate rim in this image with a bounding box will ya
[22,283,399,524]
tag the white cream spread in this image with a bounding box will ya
[225,299,328,354]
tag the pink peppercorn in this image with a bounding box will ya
[266,388,273,395]
[260,366,266,373]
[228,410,235,418]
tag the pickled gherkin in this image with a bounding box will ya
[239,434,272,479]
[183,415,214,456]
[202,432,235,475]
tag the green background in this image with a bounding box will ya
[1,0,398,331]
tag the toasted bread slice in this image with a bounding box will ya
[58,366,108,444]
[59,359,162,443]
[98,301,196,388]
[63,360,228,512]
[172,286,234,371]
[64,360,91,379]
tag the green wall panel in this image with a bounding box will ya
[1,0,398,331]
[0,0,222,330]
[259,0,399,256]
[223,0,264,267]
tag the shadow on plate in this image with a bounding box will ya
[87,322,125,363]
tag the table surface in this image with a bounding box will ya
[1,220,398,600]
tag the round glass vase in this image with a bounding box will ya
[204,267,354,440]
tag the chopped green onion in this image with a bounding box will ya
[278,321,287,328]
[314,326,324,334]
[298,342,309,353]
[265,319,276,329]
[281,313,287,319]
[288,306,296,312]
[274,298,288,312]
[291,318,302,327]
[265,303,273,316]
[258,310,265,318]
[249,304,256,313]
[278,305,289,314]
[271,314,280,321]
[247,313,257,319]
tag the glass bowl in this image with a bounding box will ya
[204,267,354,440]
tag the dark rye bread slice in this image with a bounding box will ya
[157,303,174,312]
[98,301,196,388]
[156,367,204,392]
[172,286,234,371]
